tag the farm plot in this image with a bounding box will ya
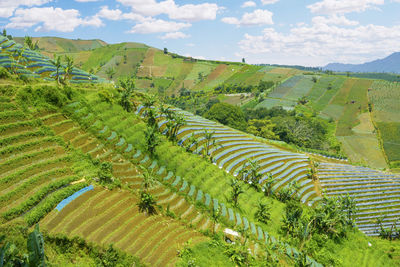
[268,75,303,99]
[0,98,90,226]
[284,75,314,101]
[317,162,400,235]
[41,187,206,267]
[196,64,242,90]
[224,65,264,86]
[184,61,216,89]
[335,79,372,136]
[311,76,346,112]
[306,76,336,102]
[369,81,400,167]
[255,98,296,110]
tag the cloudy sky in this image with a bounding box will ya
[1,0,400,66]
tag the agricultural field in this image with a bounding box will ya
[2,36,400,266]
[369,81,400,167]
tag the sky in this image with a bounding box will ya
[1,0,400,66]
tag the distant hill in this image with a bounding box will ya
[14,36,107,56]
[323,52,400,74]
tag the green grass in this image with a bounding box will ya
[377,122,400,162]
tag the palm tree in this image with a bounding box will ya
[185,133,198,152]
[239,159,262,191]
[145,125,160,157]
[138,165,156,192]
[62,55,74,83]
[254,199,271,224]
[211,206,221,234]
[137,190,157,215]
[118,77,135,112]
[262,172,275,197]
[166,112,186,142]
[143,95,157,127]
[201,129,215,161]
[49,54,62,84]
[230,178,244,208]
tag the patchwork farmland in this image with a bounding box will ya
[1,35,400,266]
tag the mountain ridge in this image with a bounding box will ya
[323,52,400,74]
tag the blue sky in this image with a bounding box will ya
[1,0,400,66]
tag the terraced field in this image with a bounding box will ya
[317,163,400,236]
[138,104,400,237]
[139,106,319,204]
[0,36,99,83]
[0,96,90,226]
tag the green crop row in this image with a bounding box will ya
[1,176,80,221]
[0,136,63,157]
[0,168,70,206]
[24,182,89,226]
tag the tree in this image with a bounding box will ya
[143,95,157,127]
[254,199,271,224]
[230,179,244,208]
[201,129,216,161]
[185,133,198,152]
[165,112,186,142]
[238,159,262,191]
[198,72,204,82]
[105,67,116,79]
[242,58,245,63]
[297,96,308,105]
[97,162,114,185]
[246,119,278,140]
[118,77,135,112]
[145,125,160,157]
[282,200,303,237]
[137,190,157,215]
[262,173,275,197]
[211,207,221,234]
[62,55,74,83]
[24,36,39,51]
[49,54,62,85]
[205,102,247,131]
[312,76,318,83]
[163,48,168,54]
[138,165,156,192]
[2,29,6,37]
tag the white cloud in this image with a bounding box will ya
[242,1,257,8]
[261,0,279,4]
[97,6,122,20]
[312,14,359,26]
[128,18,191,33]
[75,0,99,2]
[308,0,384,15]
[237,18,400,66]
[117,0,220,22]
[160,31,189,39]
[0,0,51,18]
[222,9,273,26]
[6,7,103,32]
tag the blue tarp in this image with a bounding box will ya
[55,185,94,211]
